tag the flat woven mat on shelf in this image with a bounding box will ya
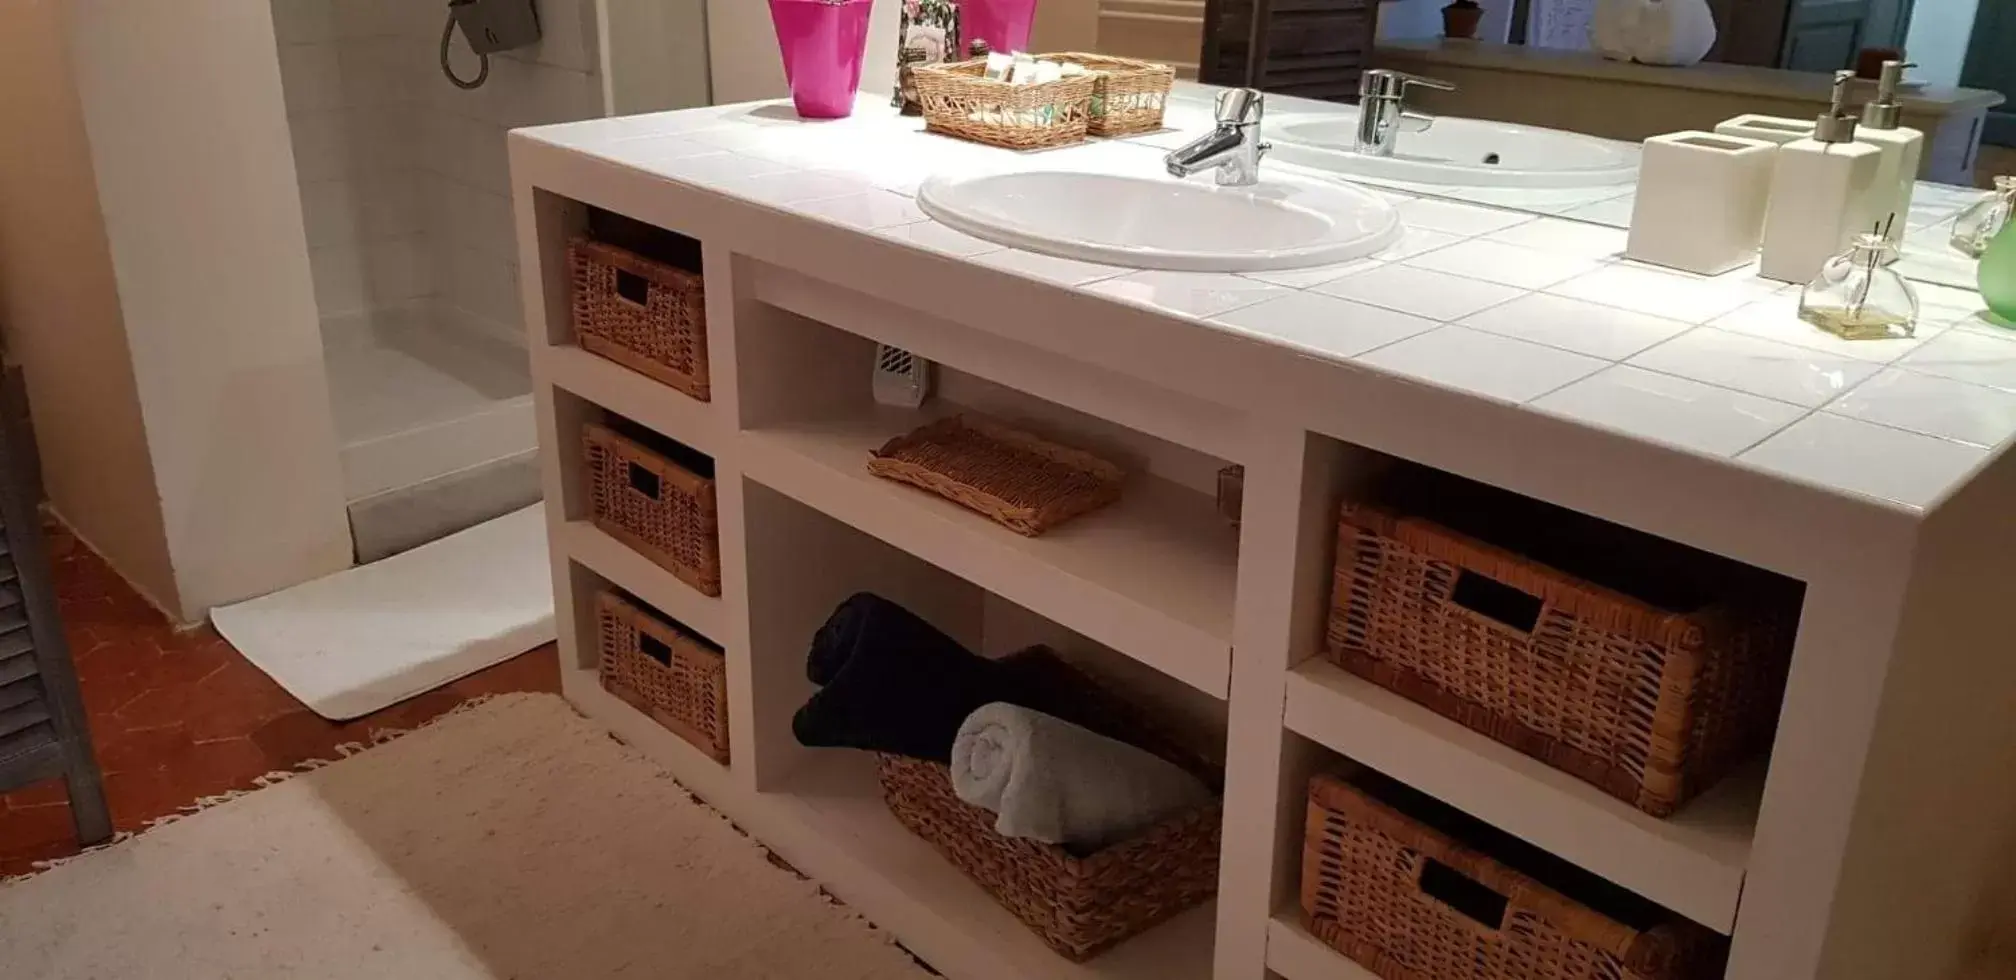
[867,415,1124,537]
[0,694,932,980]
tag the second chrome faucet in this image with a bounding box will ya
[1355,69,1456,157]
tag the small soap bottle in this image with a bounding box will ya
[1858,60,1926,253]
[1759,71,1887,284]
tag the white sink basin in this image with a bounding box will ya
[1273,112,1638,188]
[916,170,1402,273]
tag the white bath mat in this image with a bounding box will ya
[214,505,555,720]
[0,694,932,980]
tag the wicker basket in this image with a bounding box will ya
[1325,478,1795,817]
[596,592,729,764]
[570,238,710,401]
[876,649,1221,961]
[1048,52,1175,137]
[584,422,721,597]
[867,415,1123,537]
[1302,772,1723,980]
[913,59,1096,150]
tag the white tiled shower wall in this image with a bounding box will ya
[271,0,603,339]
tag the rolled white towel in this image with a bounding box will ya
[950,702,1212,849]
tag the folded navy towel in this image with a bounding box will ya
[791,593,1084,763]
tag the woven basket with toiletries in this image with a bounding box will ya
[569,238,710,401]
[596,591,730,764]
[1302,771,1725,980]
[876,648,1222,961]
[1325,472,1797,817]
[914,58,1096,150]
[584,421,722,596]
[1046,52,1174,137]
[867,415,1122,537]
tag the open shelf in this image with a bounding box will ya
[537,344,722,456]
[1284,658,1757,933]
[738,401,1238,699]
[1266,911,1378,980]
[558,519,725,644]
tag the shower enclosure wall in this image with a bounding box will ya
[271,0,604,559]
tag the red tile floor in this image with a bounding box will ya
[0,523,560,877]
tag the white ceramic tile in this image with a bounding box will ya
[1086,270,1286,319]
[1485,216,1630,260]
[875,221,1005,258]
[1533,365,1805,456]
[1405,239,1604,290]
[1741,413,1986,509]
[1709,293,1937,363]
[1828,369,2016,448]
[1459,293,1692,360]
[711,168,873,205]
[278,43,344,114]
[1628,328,1879,407]
[1237,257,1383,289]
[795,191,927,230]
[1355,326,1607,403]
[271,0,338,45]
[1913,280,1994,322]
[1314,264,1526,321]
[1556,195,1639,226]
[652,152,796,185]
[1897,328,2016,391]
[1396,198,1535,236]
[1549,263,1780,323]
[1210,292,1440,360]
[974,249,1131,287]
[423,175,517,261]
[1375,226,1464,261]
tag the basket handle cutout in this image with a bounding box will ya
[1449,569,1543,634]
[1418,857,1509,930]
[614,268,651,306]
[638,632,672,666]
[627,461,662,500]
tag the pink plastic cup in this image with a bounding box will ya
[769,0,874,119]
[961,0,1038,55]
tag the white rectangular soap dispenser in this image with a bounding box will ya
[1758,71,1887,284]
[1715,114,1817,146]
[1858,59,1925,252]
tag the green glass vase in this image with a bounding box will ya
[1985,220,2016,325]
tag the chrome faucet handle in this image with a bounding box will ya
[1214,87,1265,127]
[1359,69,1457,101]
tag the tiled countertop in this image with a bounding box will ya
[520,96,2015,514]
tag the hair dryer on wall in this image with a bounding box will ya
[440,0,543,90]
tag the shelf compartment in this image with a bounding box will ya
[1285,658,1755,934]
[559,519,724,644]
[538,344,721,456]
[740,401,1238,699]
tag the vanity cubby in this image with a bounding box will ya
[512,113,2016,980]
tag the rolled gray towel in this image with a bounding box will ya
[950,701,1211,849]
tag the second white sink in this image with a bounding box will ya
[916,170,1402,273]
[1273,112,1639,188]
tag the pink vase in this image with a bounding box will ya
[961,0,1037,54]
[769,0,873,118]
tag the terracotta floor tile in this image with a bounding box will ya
[0,519,562,877]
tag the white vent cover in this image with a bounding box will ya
[872,344,933,409]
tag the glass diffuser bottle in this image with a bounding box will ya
[1953,176,2016,258]
[1800,233,1920,340]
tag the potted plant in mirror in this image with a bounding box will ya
[1442,0,1483,39]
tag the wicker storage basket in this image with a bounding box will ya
[876,649,1221,961]
[1302,772,1723,980]
[596,592,729,764]
[913,59,1096,150]
[867,415,1123,537]
[584,421,721,597]
[569,238,710,401]
[1325,478,1795,817]
[1047,52,1175,137]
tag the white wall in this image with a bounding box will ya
[1906,0,1981,88]
[0,0,181,615]
[66,0,355,620]
[707,0,900,105]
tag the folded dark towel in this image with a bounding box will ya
[792,593,1084,763]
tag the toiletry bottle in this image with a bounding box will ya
[1858,60,1925,252]
[1983,221,2016,324]
[1758,71,1887,284]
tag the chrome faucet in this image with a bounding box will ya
[1355,69,1456,157]
[1165,88,1269,186]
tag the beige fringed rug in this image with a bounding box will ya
[0,694,934,980]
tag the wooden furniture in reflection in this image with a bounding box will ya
[1197,0,1380,101]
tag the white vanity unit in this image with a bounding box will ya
[509,95,2016,980]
